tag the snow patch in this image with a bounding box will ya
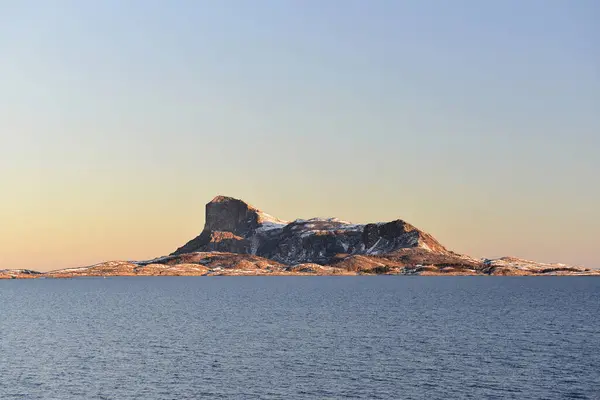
[256,221,287,231]
[257,211,288,225]
[54,267,92,272]
[366,238,383,255]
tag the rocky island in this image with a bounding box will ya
[2,195,598,278]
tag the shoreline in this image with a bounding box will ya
[3,271,599,279]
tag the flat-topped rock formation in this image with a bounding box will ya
[3,195,597,278]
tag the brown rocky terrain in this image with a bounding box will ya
[481,257,599,276]
[42,252,355,278]
[0,269,41,279]
[2,196,598,278]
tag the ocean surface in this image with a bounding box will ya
[1,277,599,399]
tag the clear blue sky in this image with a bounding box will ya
[1,1,599,270]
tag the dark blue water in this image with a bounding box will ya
[1,277,599,399]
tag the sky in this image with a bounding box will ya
[1,0,598,271]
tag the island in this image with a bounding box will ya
[2,196,598,278]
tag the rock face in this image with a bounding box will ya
[172,195,450,265]
[172,196,288,255]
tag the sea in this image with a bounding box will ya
[1,276,599,399]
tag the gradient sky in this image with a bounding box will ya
[1,1,598,271]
